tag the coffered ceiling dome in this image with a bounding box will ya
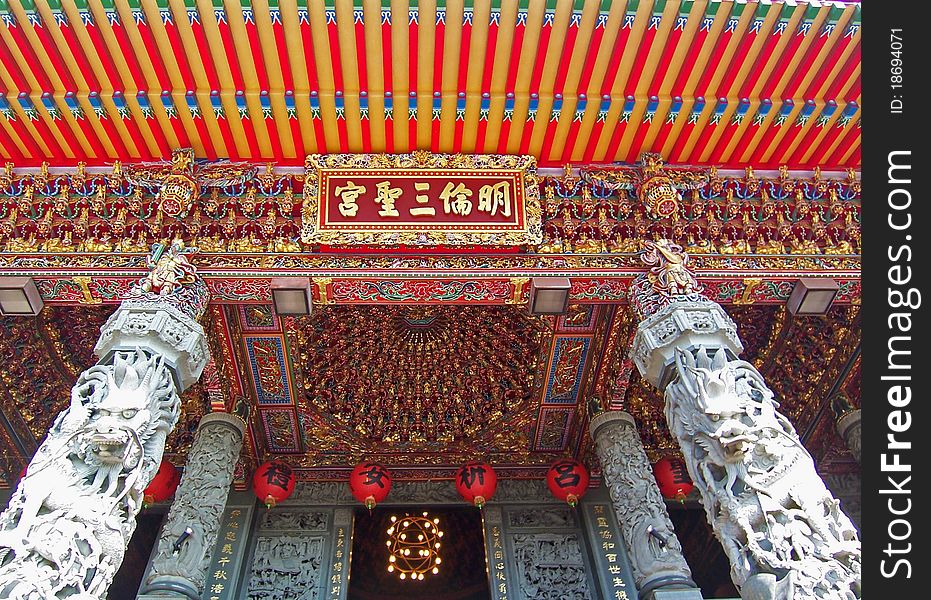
[288,306,550,456]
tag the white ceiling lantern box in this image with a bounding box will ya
[787,278,840,316]
[529,277,571,315]
[270,278,313,316]
[0,277,44,316]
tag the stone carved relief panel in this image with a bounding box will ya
[247,535,326,600]
[511,533,593,600]
[507,507,577,529]
[257,510,328,532]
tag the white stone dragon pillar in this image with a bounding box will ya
[629,240,861,600]
[590,410,702,600]
[0,240,210,600]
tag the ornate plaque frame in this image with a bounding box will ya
[301,152,543,246]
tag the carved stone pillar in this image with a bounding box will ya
[630,240,861,600]
[590,410,702,600]
[832,395,861,463]
[139,412,245,599]
[0,241,209,599]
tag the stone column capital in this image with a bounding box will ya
[95,301,209,392]
[835,408,861,439]
[197,411,246,436]
[631,299,743,388]
[589,410,636,439]
[835,408,861,463]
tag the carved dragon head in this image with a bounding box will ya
[671,348,775,464]
[66,349,180,478]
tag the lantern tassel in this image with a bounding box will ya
[265,495,277,510]
[474,495,485,510]
[366,495,376,513]
[567,493,579,508]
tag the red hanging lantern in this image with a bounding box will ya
[455,461,497,509]
[653,456,693,502]
[253,461,296,509]
[546,459,589,507]
[349,462,392,510]
[143,459,181,508]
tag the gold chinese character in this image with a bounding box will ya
[615,591,630,599]
[477,181,511,217]
[228,521,239,529]
[210,583,225,593]
[494,538,502,548]
[440,182,473,216]
[332,574,341,584]
[496,570,506,581]
[225,531,237,541]
[333,561,342,572]
[602,542,616,551]
[606,553,618,563]
[218,556,231,566]
[594,505,605,514]
[222,544,233,554]
[335,549,343,559]
[499,582,508,593]
[213,570,228,580]
[608,565,621,575]
[494,550,503,560]
[335,181,366,217]
[613,577,626,587]
[332,585,341,595]
[597,517,609,528]
[410,182,436,216]
[600,529,613,539]
[230,509,241,516]
[374,181,401,217]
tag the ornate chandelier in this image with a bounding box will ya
[385,512,444,581]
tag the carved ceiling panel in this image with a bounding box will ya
[284,305,552,464]
[0,299,861,487]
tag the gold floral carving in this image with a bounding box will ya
[506,277,530,305]
[300,152,543,247]
[733,278,763,305]
[312,277,334,305]
[71,276,102,305]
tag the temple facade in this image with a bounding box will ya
[0,1,860,599]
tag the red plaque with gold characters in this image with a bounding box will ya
[301,152,542,246]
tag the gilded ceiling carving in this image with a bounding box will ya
[0,301,860,485]
[286,306,551,459]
